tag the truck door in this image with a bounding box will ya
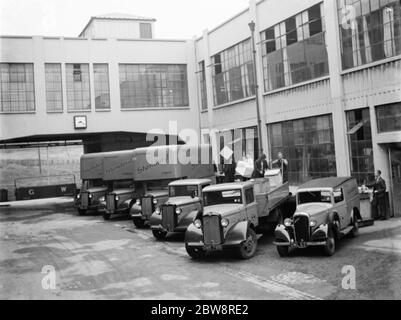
[333,188,347,227]
[245,187,258,226]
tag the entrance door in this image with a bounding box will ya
[389,145,401,217]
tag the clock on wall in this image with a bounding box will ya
[74,116,87,129]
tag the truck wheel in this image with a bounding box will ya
[323,227,336,256]
[185,245,205,260]
[77,209,87,216]
[237,227,257,259]
[133,217,146,228]
[349,212,359,238]
[276,245,290,257]
[152,230,167,240]
[103,213,111,221]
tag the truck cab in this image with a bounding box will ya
[150,179,213,240]
[76,152,109,215]
[185,170,291,260]
[274,177,360,257]
[98,150,138,220]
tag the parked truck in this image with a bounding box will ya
[98,150,137,221]
[131,145,216,230]
[184,169,291,259]
[75,152,109,215]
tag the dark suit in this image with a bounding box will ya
[367,177,387,220]
[253,159,268,178]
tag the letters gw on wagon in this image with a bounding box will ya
[274,177,361,257]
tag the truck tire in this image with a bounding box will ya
[323,227,336,256]
[77,209,87,216]
[349,211,359,238]
[152,230,167,240]
[276,245,290,257]
[237,227,257,259]
[103,213,111,221]
[133,217,146,228]
[185,245,206,260]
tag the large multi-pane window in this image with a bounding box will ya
[211,39,255,106]
[261,3,329,92]
[0,63,35,112]
[376,102,401,132]
[338,0,401,70]
[217,127,258,165]
[119,64,189,109]
[93,64,110,110]
[198,61,208,110]
[346,108,374,184]
[268,114,336,184]
[66,64,91,111]
[45,63,63,112]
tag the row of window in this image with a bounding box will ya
[338,0,401,69]
[267,102,401,185]
[0,63,189,113]
[199,1,401,108]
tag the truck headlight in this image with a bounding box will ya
[115,196,119,201]
[175,208,182,214]
[76,194,81,199]
[88,194,93,199]
[153,199,158,205]
[99,196,105,202]
[194,219,202,229]
[221,218,229,228]
[136,199,141,205]
[309,220,317,227]
[155,207,161,215]
[284,218,292,227]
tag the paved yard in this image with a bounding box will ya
[1,198,400,300]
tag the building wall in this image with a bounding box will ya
[0,36,199,144]
[80,19,155,39]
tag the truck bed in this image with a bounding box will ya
[255,182,290,218]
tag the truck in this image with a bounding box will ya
[75,152,109,215]
[184,169,291,260]
[274,177,360,257]
[130,145,216,229]
[98,150,137,221]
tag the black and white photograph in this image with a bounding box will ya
[0,0,401,308]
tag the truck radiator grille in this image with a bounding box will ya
[162,205,176,232]
[81,192,89,208]
[294,215,310,242]
[106,194,115,212]
[203,215,223,245]
[141,197,153,217]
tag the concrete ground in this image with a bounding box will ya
[0,198,400,300]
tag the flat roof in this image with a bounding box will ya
[169,179,212,186]
[298,177,354,190]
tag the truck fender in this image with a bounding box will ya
[185,223,203,244]
[149,212,162,227]
[310,224,329,241]
[225,220,249,244]
[130,203,142,216]
[274,224,291,243]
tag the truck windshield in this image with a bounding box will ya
[203,190,242,206]
[298,191,332,205]
[169,185,198,197]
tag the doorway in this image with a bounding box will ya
[389,144,401,217]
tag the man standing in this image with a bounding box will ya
[271,152,289,183]
[253,154,268,178]
[366,170,387,220]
